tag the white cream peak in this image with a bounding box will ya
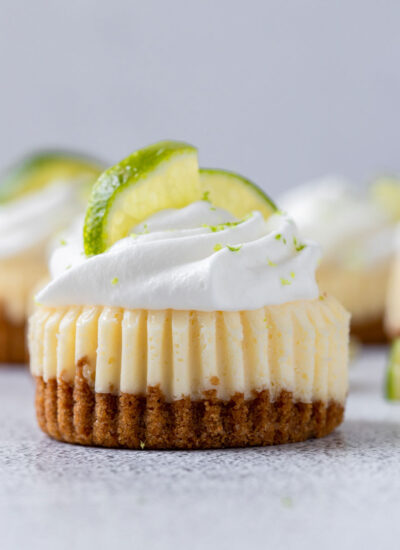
[38,201,321,310]
[0,181,84,259]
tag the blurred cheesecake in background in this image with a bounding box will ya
[0,151,104,363]
[385,232,400,338]
[279,176,395,343]
[375,177,400,339]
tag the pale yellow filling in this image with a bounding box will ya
[385,257,400,337]
[29,296,350,403]
[317,261,390,324]
[0,248,48,324]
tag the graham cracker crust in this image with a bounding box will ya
[34,370,344,449]
[351,316,388,344]
[0,306,27,364]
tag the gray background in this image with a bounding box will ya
[1,0,399,194]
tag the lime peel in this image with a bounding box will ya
[83,141,200,256]
[199,168,277,220]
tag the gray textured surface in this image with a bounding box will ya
[1,348,400,549]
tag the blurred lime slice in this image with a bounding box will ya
[386,338,400,400]
[371,176,400,221]
[0,150,104,204]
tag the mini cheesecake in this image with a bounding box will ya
[0,151,103,363]
[317,261,390,342]
[0,249,48,362]
[29,296,349,449]
[280,177,395,343]
[385,254,400,338]
[28,141,350,448]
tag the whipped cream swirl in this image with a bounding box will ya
[38,201,321,311]
[0,181,84,259]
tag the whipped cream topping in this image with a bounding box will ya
[279,176,395,268]
[0,181,83,259]
[38,201,320,311]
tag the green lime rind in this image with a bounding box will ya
[0,150,105,204]
[83,140,198,256]
[385,338,400,400]
[199,168,277,219]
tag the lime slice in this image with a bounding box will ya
[199,168,277,220]
[0,150,104,204]
[83,140,201,255]
[371,177,400,221]
[385,338,400,400]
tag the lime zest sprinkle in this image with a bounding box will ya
[130,233,138,239]
[275,233,287,244]
[263,317,272,329]
[202,221,240,233]
[202,190,211,202]
[267,258,277,267]
[65,264,72,270]
[142,223,149,234]
[111,277,119,285]
[293,236,306,252]
[227,244,242,252]
[60,239,67,246]
[210,206,216,211]
[319,293,326,301]
[139,440,146,450]
[213,243,223,252]
[290,271,295,279]
[280,277,291,286]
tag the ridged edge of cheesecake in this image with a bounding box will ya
[34,373,344,449]
[29,296,350,404]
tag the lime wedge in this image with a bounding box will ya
[83,141,201,255]
[199,168,277,220]
[0,150,104,204]
[371,177,400,221]
[385,338,400,400]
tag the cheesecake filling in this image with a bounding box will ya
[30,296,349,404]
[0,249,48,323]
[317,261,391,323]
[37,201,321,311]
